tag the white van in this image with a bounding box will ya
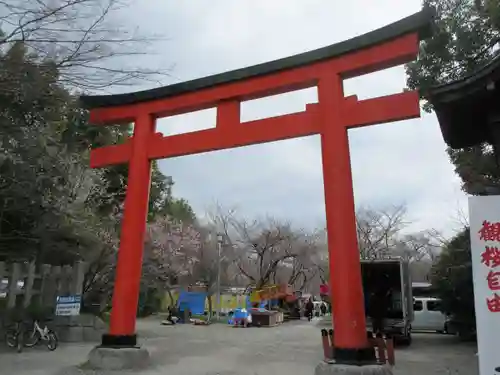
[412,297,447,333]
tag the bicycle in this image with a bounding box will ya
[5,320,24,353]
[22,319,58,351]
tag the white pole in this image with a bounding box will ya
[216,233,223,321]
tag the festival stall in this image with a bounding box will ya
[245,284,296,326]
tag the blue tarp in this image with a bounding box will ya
[177,291,207,315]
[234,308,249,319]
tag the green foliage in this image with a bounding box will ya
[0,38,196,310]
[447,145,500,195]
[0,302,53,323]
[406,0,500,195]
[0,41,86,262]
[431,228,476,331]
[0,1,194,317]
[477,0,500,31]
[405,3,498,333]
[407,0,499,101]
[148,164,196,223]
[137,288,162,317]
[406,4,497,336]
[0,38,199,316]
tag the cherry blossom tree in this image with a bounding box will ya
[142,216,202,303]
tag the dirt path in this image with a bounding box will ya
[0,318,478,375]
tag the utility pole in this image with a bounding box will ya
[216,232,223,322]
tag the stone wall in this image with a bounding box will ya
[54,314,107,342]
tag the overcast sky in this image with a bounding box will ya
[112,0,468,237]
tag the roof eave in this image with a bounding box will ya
[426,53,500,105]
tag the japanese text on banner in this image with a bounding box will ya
[478,221,500,312]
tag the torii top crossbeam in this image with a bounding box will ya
[80,8,434,365]
[82,9,433,167]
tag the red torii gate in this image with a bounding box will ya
[81,9,433,364]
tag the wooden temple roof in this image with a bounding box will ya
[426,54,500,149]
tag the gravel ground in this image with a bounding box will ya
[0,318,478,375]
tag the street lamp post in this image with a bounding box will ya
[216,233,223,322]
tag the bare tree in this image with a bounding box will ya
[80,219,119,312]
[190,234,219,315]
[454,205,470,230]
[187,228,242,316]
[273,230,324,292]
[0,0,169,90]
[355,205,443,281]
[308,231,329,287]
[205,204,237,241]
[398,232,442,262]
[207,205,324,290]
[232,218,297,289]
[356,205,408,259]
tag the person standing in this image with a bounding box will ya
[167,305,177,325]
[369,287,390,334]
[320,302,327,316]
[305,298,314,322]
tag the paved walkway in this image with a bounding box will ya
[0,318,478,375]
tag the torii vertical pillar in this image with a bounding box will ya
[319,73,369,360]
[80,8,433,368]
[101,114,155,346]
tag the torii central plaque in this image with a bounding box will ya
[81,9,433,365]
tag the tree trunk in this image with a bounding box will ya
[207,294,213,321]
[166,287,175,307]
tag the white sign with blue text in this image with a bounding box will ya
[55,295,82,316]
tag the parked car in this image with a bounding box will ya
[412,297,447,333]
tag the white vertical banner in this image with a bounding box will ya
[469,196,500,375]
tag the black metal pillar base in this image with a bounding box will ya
[333,346,377,366]
[100,333,138,348]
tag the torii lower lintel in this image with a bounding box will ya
[89,91,419,168]
[81,8,433,366]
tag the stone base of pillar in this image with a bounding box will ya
[87,346,150,370]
